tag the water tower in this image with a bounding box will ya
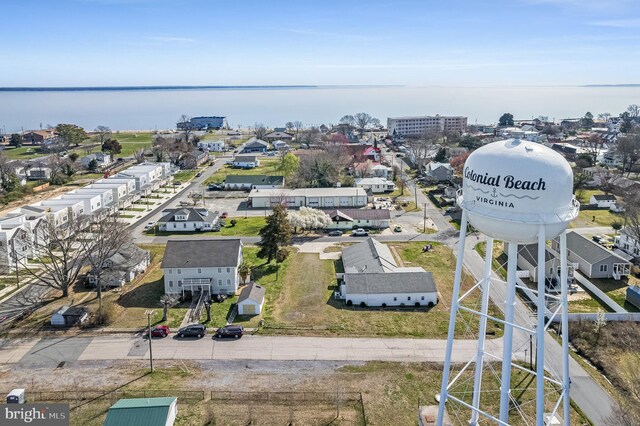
[437,139,579,425]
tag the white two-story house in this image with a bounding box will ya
[157,208,219,232]
[161,239,243,297]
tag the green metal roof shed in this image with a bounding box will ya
[103,397,177,426]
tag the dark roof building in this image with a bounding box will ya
[344,271,436,294]
[161,239,242,269]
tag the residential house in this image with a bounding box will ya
[609,177,640,196]
[242,139,269,153]
[336,238,438,307]
[180,150,208,169]
[87,243,150,288]
[362,147,381,162]
[79,152,112,170]
[371,164,392,179]
[626,286,640,310]
[264,131,293,142]
[249,187,367,209]
[104,397,178,426]
[22,130,56,145]
[32,198,85,221]
[424,162,453,182]
[22,203,72,228]
[590,194,616,209]
[197,140,226,152]
[0,226,30,273]
[237,283,266,315]
[325,208,391,230]
[355,177,395,193]
[26,166,52,181]
[157,208,219,232]
[506,242,572,287]
[86,180,137,209]
[231,155,260,169]
[65,187,116,216]
[552,231,631,280]
[161,239,243,297]
[223,175,284,190]
[272,140,289,151]
[60,192,106,218]
[614,228,640,260]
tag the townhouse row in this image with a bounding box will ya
[0,162,174,272]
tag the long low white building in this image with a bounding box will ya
[248,187,367,209]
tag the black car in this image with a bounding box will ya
[177,324,206,338]
[214,325,244,339]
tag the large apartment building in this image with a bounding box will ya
[387,114,468,136]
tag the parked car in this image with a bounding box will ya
[351,228,369,237]
[144,222,155,230]
[177,324,206,338]
[146,326,170,338]
[208,183,222,190]
[394,225,402,232]
[214,325,244,339]
[328,230,343,237]
[196,172,202,177]
[173,181,182,186]
[220,212,228,219]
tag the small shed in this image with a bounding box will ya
[104,397,177,426]
[626,285,640,310]
[237,283,266,316]
[590,194,616,209]
[51,306,88,327]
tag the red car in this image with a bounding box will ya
[220,212,228,219]
[146,326,170,338]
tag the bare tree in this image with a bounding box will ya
[133,148,146,164]
[19,215,91,298]
[254,123,268,140]
[80,215,133,321]
[160,294,179,322]
[583,133,604,165]
[166,140,191,166]
[407,130,440,174]
[177,114,194,145]
[598,112,612,122]
[627,104,640,119]
[616,131,640,175]
[292,120,303,141]
[340,113,379,137]
[94,125,112,145]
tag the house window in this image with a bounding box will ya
[218,267,222,273]
[407,296,411,301]
[177,269,181,274]
[421,296,425,300]
[393,297,397,301]
[227,267,230,273]
[227,279,230,285]
[168,269,172,274]
[218,279,223,286]
[178,280,182,287]
[599,264,608,272]
[183,223,187,228]
[169,281,173,288]
[198,268,202,274]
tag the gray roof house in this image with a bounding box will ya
[237,283,266,316]
[242,139,269,153]
[552,231,631,280]
[223,175,284,190]
[505,242,571,287]
[161,239,243,296]
[157,208,219,232]
[87,244,150,288]
[424,162,453,182]
[231,155,260,169]
[338,238,438,307]
[325,208,391,230]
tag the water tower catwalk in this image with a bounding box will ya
[437,139,580,425]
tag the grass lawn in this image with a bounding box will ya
[247,242,502,338]
[3,146,49,160]
[586,277,639,312]
[112,132,153,157]
[570,209,624,228]
[205,160,280,185]
[173,170,197,182]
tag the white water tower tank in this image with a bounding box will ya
[458,139,579,243]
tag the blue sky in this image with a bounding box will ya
[2,0,640,86]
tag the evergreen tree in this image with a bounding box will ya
[498,113,514,126]
[9,133,23,148]
[257,204,292,263]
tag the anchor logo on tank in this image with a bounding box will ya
[491,187,498,198]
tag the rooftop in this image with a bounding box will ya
[161,239,242,269]
[225,175,284,185]
[249,187,367,197]
[342,238,397,274]
[238,283,266,304]
[344,271,437,294]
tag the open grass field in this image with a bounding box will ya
[246,242,502,338]
[2,146,49,160]
[205,159,280,185]
[570,209,624,228]
[112,132,153,157]
[145,216,266,237]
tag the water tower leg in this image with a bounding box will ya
[560,231,571,424]
[536,226,547,426]
[437,211,469,425]
[499,242,518,424]
[470,237,494,425]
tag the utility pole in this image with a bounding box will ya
[11,239,19,289]
[423,203,427,233]
[145,310,155,372]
